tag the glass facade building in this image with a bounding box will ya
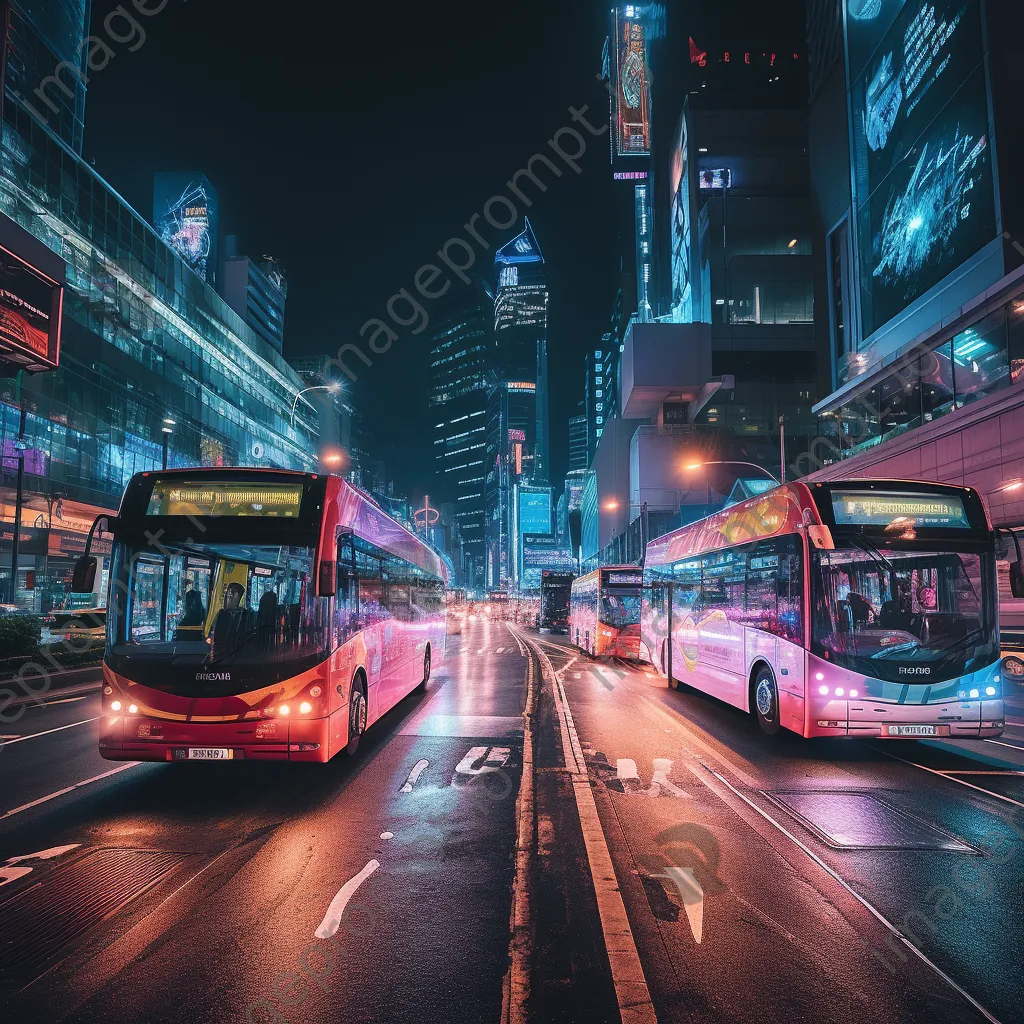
[0,0,318,609]
[428,282,493,583]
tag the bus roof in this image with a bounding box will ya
[645,479,989,568]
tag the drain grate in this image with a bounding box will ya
[0,848,185,984]
[768,791,975,851]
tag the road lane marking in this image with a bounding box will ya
[985,738,1024,751]
[5,843,80,864]
[708,767,1003,1024]
[1,844,81,888]
[524,631,657,1024]
[380,832,393,841]
[0,762,139,820]
[314,860,380,939]
[0,866,33,887]
[646,758,691,798]
[1,716,100,745]
[36,695,87,706]
[496,646,506,653]
[400,758,430,793]
[874,747,1024,810]
[455,746,511,777]
[616,758,640,783]
[658,866,704,943]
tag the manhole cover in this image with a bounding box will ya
[0,848,185,984]
[768,792,975,851]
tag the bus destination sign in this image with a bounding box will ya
[147,482,304,518]
[831,492,971,530]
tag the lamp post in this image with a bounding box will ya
[291,383,341,429]
[682,460,780,507]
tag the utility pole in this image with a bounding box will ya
[779,415,786,484]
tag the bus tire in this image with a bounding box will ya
[415,645,431,694]
[751,666,781,736]
[346,674,368,756]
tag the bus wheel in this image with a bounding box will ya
[752,668,781,736]
[415,646,431,694]
[346,678,368,756]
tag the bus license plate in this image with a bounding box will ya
[178,748,233,760]
[885,725,945,737]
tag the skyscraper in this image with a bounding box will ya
[486,220,550,589]
[568,407,588,472]
[428,279,494,584]
[221,236,288,355]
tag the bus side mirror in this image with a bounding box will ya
[1011,562,1024,599]
[807,526,834,550]
[71,555,97,594]
[318,560,337,597]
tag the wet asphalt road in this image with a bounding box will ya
[3,619,1024,1024]
[521,628,1024,1024]
[0,618,527,1024]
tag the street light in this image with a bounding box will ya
[291,382,341,428]
[682,460,780,506]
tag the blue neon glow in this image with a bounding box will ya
[495,218,544,265]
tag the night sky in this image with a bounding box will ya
[83,0,626,499]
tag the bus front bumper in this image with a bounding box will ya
[806,696,1004,739]
[98,713,335,762]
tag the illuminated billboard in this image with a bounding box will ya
[0,245,63,373]
[669,111,692,324]
[850,0,997,337]
[518,488,552,538]
[154,173,220,285]
[613,9,652,157]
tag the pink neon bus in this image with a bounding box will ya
[78,469,445,763]
[641,480,1005,739]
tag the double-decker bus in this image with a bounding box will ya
[642,480,1004,739]
[540,570,573,632]
[570,566,643,658]
[78,469,445,763]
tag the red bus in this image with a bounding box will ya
[81,469,446,763]
[569,566,643,658]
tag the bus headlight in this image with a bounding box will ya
[110,700,122,711]
[985,686,998,697]
[299,701,312,715]
[128,704,138,715]
[969,689,980,699]
[103,685,113,695]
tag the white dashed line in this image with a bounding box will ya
[314,860,380,939]
[1,717,100,745]
[400,759,430,793]
[0,762,139,820]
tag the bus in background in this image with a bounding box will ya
[642,480,1004,739]
[78,469,445,763]
[486,591,510,619]
[513,591,540,628]
[570,566,643,658]
[540,570,573,632]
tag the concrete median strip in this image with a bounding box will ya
[518,628,657,1024]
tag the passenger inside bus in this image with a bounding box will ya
[173,588,206,641]
[211,582,253,651]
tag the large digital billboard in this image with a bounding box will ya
[153,174,220,285]
[613,8,652,157]
[851,0,996,337]
[669,112,692,324]
[518,488,552,537]
[0,245,63,373]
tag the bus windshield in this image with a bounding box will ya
[600,587,641,629]
[811,543,997,680]
[109,535,329,693]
